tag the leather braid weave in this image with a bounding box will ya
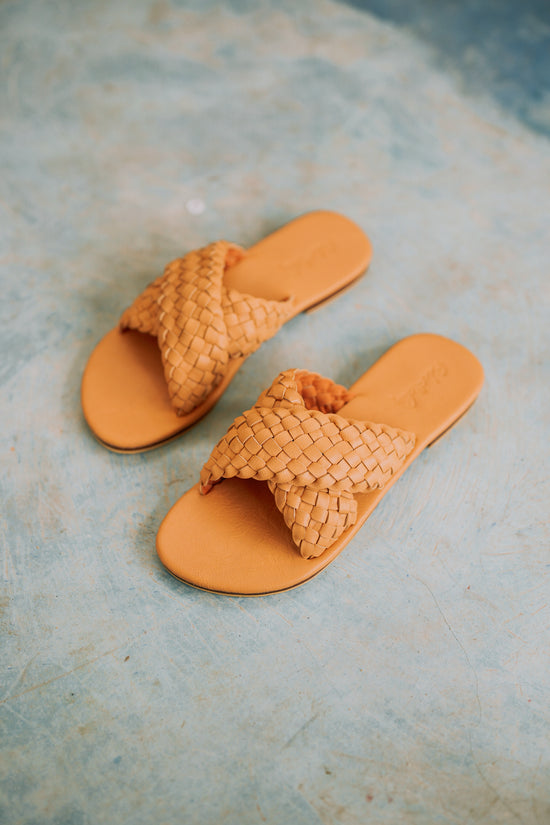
[200,369,416,558]
[120,241,293,414]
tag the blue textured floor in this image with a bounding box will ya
[2,2,549,823]
[344,0,550,136]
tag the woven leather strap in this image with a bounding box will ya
[120,241,293,414]
[200,369,416,558]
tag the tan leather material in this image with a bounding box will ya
[199,369,416,558]
[119,241,293,414]
[81,211,372,451]
[156,334,484,595]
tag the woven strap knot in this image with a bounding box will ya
[120,241,293,414]
[200,369,416,559]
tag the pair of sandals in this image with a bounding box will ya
[82,211,484,596]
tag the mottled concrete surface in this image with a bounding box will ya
[1,1,549,823]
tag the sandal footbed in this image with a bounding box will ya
[81,210,372,451]
[156,333,484,595]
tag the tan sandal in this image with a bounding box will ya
[156,334,483,595]
[81,211,371,452]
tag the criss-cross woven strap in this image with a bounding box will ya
[200,369,416,558]
[119,241,293,414]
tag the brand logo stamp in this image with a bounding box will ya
[392,361,448,409]
[279,241,337,273]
